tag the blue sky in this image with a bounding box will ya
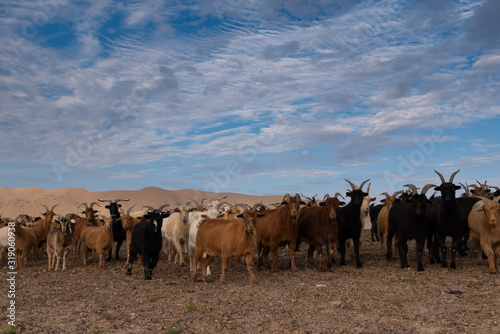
[1,0,499,197]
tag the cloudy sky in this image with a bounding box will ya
[1,0,499,197]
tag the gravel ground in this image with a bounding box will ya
[1,230,499,334]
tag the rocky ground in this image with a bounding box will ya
[2,230,499,334]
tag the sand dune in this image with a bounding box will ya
[0,186,283,219]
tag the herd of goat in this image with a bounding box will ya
[1,169,499,283]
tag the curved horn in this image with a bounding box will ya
[393,190,404,197]
[191,199,202,208]
[359,179,370,191]
[78,203,88,209]
[282,194,291,202]
[126,204,136,215]
[421,184,438,196]
[301,193,312,201]
[89,202,100,209]
[50,204,59,211]
[252,203,267,211]
[323,194,331,202]
[143,205,155,211]
[98,199,113,203]
[449,170,460,183]
[345,179,359,190]
[333,192,345,200]
[458,182,469,192]
[235,203,251,210]
[15,214,28,223]
[490,186,499,191]
[434,170,446,184]
[40,204,49,212]
[366,183,371,194]
[380,192,391,198]
[158,204,170,212]
[216,201,231,211]
[114,199,130,203]
[403,184,419,196]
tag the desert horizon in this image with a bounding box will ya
[0,186,285,220]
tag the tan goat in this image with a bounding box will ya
[80,218,114,267]
[377,191,403,257]
[468,197,500,274]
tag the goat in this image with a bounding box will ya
[98,198,129,262]
[127,206,170,279]
[467,197,500,274]
[120,205,142,266]
[80,218,114,268]
[12,220,38,269]
[386,184,435,271]
[377,190,403,257]
[426,170,466,269]
[255,193,305,272]
[47,216,75,271]
[297,194,341,271]
[192,210,261,284]
[33,204,59,259]
[336,179,370,268]
[370,204,383,242]
[162,202,194,265]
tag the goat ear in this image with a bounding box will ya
[478,207,485,212]
[257,213,264,217]
[300,201,306,205]
[346,191,351,197]
[118,204,122,207]
[434,186,441,191]
[237,213,243,218]
[319,202,326,206]
[339,201,346,206]
[363,192,368,197]
[81,211,85,214]
[281,201,287,205]
[454,185,461,191]
[105,205,110,209]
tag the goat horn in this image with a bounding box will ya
[282,194,291,202]
[98,199,113,203]
[78,203,88,209]
[143,205,155,211]
[334,192,345,200]
[252,203,267,211]
[458,182,469,192]
[403,184,419,195]
[50,204,59,211]
[393,190,404,197]
[490,186,499,191]
[89,202,100,208]
[114,199,130,203]
[380,192,391,198]
[235,203,251,210]
[469,184,480,190]
[359,179,370,191]
[345,179,359,190]
[40,204,49,212]
[191,199,201,207]
[449,170,460,183]
[158,204,170,212]
[366,183,371,194]
[126,204,136,215]
[421,184,438,196]
[434,170,446,184]
[216,201,231,210]
[323,194,331,202]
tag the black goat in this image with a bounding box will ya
[336,179,369,268]
[426,170,467,269]
[127,205,170,279]
[369,203,383,241]
[98,198,129,262]
[386,184,435,271]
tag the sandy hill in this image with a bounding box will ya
[0,186,284,219]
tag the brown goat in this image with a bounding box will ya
[120,205,141,266]
[255,193,305,272]
[468,198,500,274]
[192,210,261,284]
[298,195,341,271]
[377,191,403,257]
[13,221,37,269]
[33,204,59,259]
[80,218,114,267]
